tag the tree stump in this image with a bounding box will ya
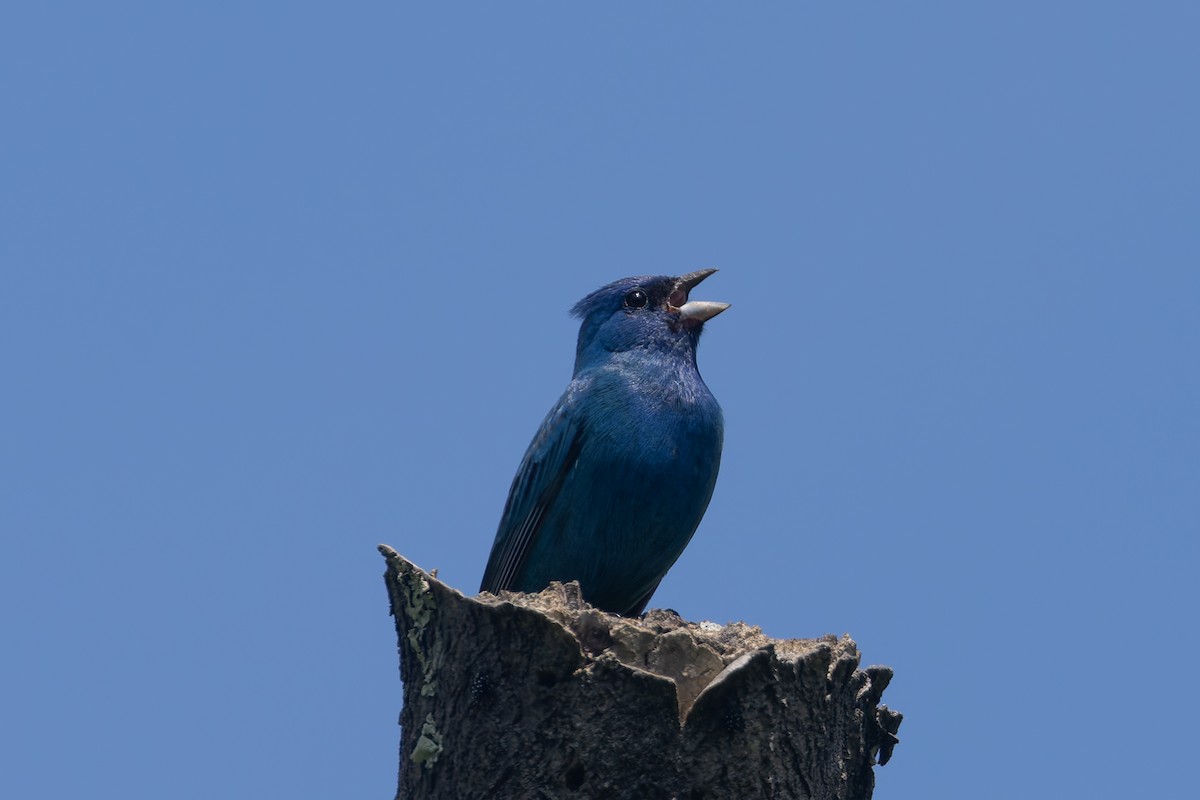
[380,545,901,800]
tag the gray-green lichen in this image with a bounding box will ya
[400,569,441,697]
[409,713,443,768]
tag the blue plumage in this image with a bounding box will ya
[480,270,728,616]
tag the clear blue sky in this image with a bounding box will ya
[3,3,1197,798]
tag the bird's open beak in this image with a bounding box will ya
[672,269,730,323]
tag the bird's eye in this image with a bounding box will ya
[624,289,649,309]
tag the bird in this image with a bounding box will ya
[480,269,728,616]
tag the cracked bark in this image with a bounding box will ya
[380,545,901,800]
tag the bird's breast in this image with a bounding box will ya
[580,369,722,481]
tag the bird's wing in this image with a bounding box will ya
[480,391,586,594]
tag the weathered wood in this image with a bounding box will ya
[381,545,900,800]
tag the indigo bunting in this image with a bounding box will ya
[480,270,728,616]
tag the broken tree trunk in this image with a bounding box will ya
[380,545,901,800]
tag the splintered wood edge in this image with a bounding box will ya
[376,546,897,733]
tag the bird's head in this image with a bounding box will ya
[569,269,729,371]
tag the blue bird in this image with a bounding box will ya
[480,270,728,616]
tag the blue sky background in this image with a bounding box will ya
[3,3,1197,798]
